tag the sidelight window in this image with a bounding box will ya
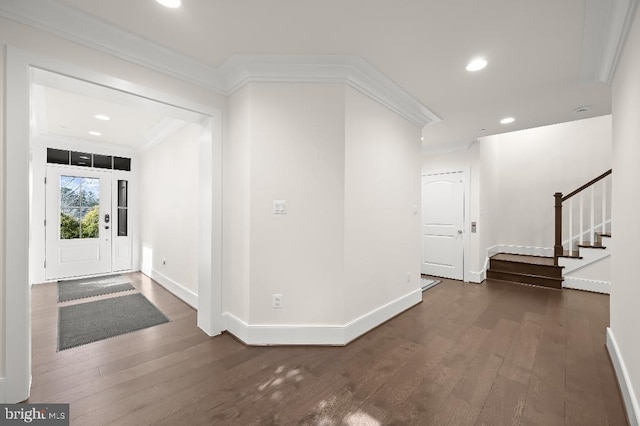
[117,180,128,236]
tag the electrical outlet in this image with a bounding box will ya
[162,259,166,266]
[272,293,283,309]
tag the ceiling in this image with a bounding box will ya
[33,85,167,147]
[40,1,614,151]
[30,68,208,151]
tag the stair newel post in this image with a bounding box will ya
[554,192,564,265]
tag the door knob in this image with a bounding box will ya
[457,230,463,234]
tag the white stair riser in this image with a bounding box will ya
[561,236,611,294]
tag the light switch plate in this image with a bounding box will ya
[273,200,287,214]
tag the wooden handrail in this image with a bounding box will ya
[562,169,612,202]
[554,169,612,266]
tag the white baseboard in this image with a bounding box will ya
[606,328,640,426]
[223,313,345,345]
[0,377,5,402]
[223,289,422,346]
[142,268,198,309]
[468,270,485,283]
[563,277,610,294]
[343,289,422,343]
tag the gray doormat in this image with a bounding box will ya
[58,274,135,302]
[58,293,170,351]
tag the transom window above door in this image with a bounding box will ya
[47,148,131,171]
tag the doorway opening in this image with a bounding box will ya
[421,170,470,282]
[4,47,223,403]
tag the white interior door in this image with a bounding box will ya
[421,172,464,280]
[45,165,112,280]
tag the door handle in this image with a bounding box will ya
[457,230,463,234]
[104,213,110,223]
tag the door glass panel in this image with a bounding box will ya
[81,207,100,238]
[59,175,100,239]
[118,208,128,236]
[60,176,81,209]
[80,178,100,207]
[60,207,81,239]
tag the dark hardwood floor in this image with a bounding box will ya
[28,273,627,425]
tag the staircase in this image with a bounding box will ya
[487,253,563,289]
[558,231,611,293]
[486,169,612,292]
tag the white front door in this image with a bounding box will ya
[45,165,112,280]
[421,172,464,280]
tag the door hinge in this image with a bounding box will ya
[44,177,47,184]
[44,260,46,268]
[44,219,46,227]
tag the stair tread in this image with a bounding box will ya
[578,242,606,249]
[490,253,556,266]
[559,250,583,259]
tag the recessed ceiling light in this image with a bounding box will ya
[88,131,102,136]
[94,114,110,121]
[500,117,515,124]
[156,0,181,8]
[466,58,488,72]
[421,136,424,141]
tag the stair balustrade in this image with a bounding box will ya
[553,169,612,265]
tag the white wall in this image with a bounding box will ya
[140,123,202,296]
[422,115,612,280]
[344,87,422,321]
[223,85,252,321]
[479,115,612,250]
[610,4,640,423]
[248,83,346,325]
[0,16,225,396]
[223,82,422,340]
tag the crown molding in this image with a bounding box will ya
[219,55,440,127]
[0,0,225,92]
[422,139,476,156]
[0,1,439,128]
[581,0,640,84]
[138,117,189,153]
